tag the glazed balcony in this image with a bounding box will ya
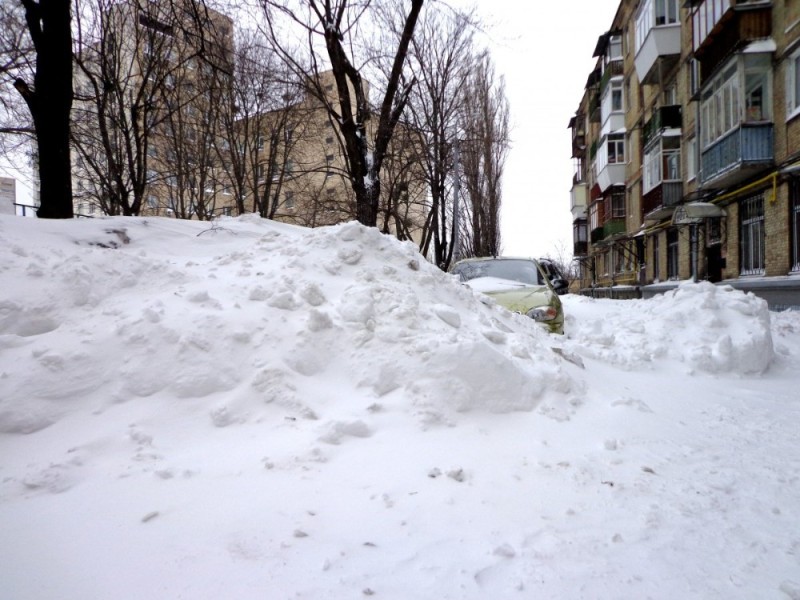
[642,182,682,221]
[591,218,626,243]
[634,0,681,85]
[571,182,588,221]
[642,105,682,147]
[597,162,625,193]
[688,0,772,81]
[700,123,773,187]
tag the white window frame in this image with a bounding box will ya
[606,133,626,165]
[700,63,739,149]
[686,136,697,182]
[642,139,680,194]
[787,48,800,121]
[636,0,680,53]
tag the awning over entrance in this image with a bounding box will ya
[671,202,726,225]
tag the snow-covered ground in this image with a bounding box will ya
[1,214,799,600]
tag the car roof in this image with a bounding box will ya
[453,256,539,264]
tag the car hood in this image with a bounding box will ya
[464,277,557,311]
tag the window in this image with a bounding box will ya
[285,191,295,210]
[791,179,800,272]
[285,127,293,143]
[663,136,681,181]
[611,189,625,218]
[652,234,661,282]
[326,136,334,144]
[667,229,679,280]
[701,54,772,147]
[608,35,622,62]
[740,193,765,275]
[788,49,800,121]
[614,246,625,274]
[147,195,158,208]
[635,0,680,52]
[690,58,700,96]
[611,81,623,112]
[590,202,600,232]
[700,64,739,148]
[707,217,722,246]
[686,137,697,182]
[745,72,767,121]
[607,133,625,164]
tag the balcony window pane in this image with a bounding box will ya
[612,81,623,111]
[656,0,666,24]
[745,73,765,121]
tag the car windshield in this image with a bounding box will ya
[452,259,544,286]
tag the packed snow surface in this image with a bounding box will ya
[1,214,799,599]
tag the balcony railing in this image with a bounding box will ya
[642,105,682,147]
[589,93,601,123]
[642,181,682,216]
[602,218,626,239]
[599,59,624,94]
[700,123,774,185]
[591,219,626,243]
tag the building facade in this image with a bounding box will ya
[72,0,235,219]
[242,70,428,242]
[570,0,800,309]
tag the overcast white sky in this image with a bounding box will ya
[460,1,622,259]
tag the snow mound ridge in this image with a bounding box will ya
[564,281,773,374]
[0,216,576,435]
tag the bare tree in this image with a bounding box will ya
[459,51,508,258]
[0,2,34,138]
[404,4,475,269]
[9,0,73,218]
[71,0,234,218]
[72,0,179,216]
[259,0,423,227]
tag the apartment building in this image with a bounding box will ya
[72,0,235,219]
[72,3,425,238]
[242,70,428,242]
[570,0,800,309]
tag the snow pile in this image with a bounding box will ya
[563,281,773,374]
[2,214,798,600]
[0,216,573,439]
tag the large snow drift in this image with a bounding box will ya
[1,215,798,600]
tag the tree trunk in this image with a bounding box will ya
[17,0,74,219]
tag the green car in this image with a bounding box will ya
[451,257,565,334]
